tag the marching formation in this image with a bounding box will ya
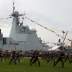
[0,47,71,68]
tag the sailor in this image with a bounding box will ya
[30,50,40,66]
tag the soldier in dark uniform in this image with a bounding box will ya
[0,49,3,62]
[53,48,65,68]
[4,50,9,61]
[30,50,40,66]
[65,52,72,63]
[15,51,21,63]
[9,50,17,64]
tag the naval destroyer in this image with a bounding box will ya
[0,2,43,51]
[1,2,68,52]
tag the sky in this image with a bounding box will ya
[0,0,72,44]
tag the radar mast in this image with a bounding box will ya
[13,0,15,13]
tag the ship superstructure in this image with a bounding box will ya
[0,2,42,51]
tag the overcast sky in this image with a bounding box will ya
[0,0,72,44]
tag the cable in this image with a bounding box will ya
[25,16,71,42]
